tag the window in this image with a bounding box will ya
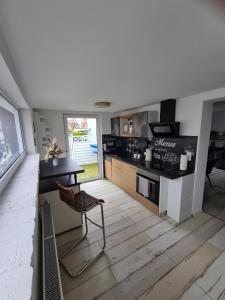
[0,94,24,178]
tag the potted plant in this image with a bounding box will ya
[45,137,64,166]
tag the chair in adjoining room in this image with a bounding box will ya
[206,159,218,189]
[57,182,106,278]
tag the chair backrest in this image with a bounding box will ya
[57,182,76,210]
[57,182,86,212]
[206,159,218,175]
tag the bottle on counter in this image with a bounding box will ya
[180,153,188,171]
[103,143,107,152]
[185,145,193,162]
[144,147,153,161]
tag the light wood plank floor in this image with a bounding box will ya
[204,168,225,222]
[56,179,225,300]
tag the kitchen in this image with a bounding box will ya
[103,99,198,222]
[30,89,225,300]
[2,1,225,299]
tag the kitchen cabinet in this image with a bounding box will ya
[120,115,133,137]
[104,159,112,180]
[111,111,157,138]
[133,111,158,138]
[121,162,137,198]
[133,111,148,137]
[111,158,137,198]
[111,117,120,136]
[111,158,123,187]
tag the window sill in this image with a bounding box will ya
[0,154,40,300]
[0,151,26,195]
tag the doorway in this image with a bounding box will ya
[64,114,101,182]
[203,100,225,221]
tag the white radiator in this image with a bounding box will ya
[41,202,64,300]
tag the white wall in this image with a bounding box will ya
[176,97,203,136]
[192,101,213,214]
[175,87,225,215]
[34,109,114,159]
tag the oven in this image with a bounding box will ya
[136,169,160,206]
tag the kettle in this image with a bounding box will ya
[144,148,152,161]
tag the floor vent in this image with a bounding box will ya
[41,202,64,300]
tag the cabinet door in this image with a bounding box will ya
[121,162,137,198]
[120,116,133,137]
[105,160,112,180]
[111,117,120,136]
[133,112,148,137]
[111,159,123,187]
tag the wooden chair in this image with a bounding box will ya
[57,182,106,278]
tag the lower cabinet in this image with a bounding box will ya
[111,158,137,198]
[121,163,137,198]
[104,159,112,180]
[111,158,123,187]
[111,158,160,215]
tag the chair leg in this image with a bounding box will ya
[100,203,106,251]
[207,174,213,189]
[60,213,88,261]
[60,204,106,278]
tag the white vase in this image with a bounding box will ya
[53,157,58,167]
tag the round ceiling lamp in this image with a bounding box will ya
[94,101,111,108]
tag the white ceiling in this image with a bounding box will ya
[0,0,225,112]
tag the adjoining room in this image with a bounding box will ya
[203,100,225,221]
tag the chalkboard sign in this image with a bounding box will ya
[151,136,198,169]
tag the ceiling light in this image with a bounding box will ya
[94,101,111,108]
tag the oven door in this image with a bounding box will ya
[136,174,159,206]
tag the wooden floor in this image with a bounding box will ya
[204,168,225,222]
[56,180,225,300]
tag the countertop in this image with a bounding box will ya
[104,153,195,180]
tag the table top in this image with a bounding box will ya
[39,157,84,180]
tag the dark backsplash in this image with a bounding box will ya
[102,134,198,170]
[151,136,198,170]
[102,135,149,158]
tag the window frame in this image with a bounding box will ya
[0,92,25,194]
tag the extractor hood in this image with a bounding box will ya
[149,99,180,137]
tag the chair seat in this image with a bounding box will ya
[74,191,104,212]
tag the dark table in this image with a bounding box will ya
[39,157,84,194]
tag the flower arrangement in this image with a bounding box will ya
[45,137,64,159]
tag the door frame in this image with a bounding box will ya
[63,113,102,181]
